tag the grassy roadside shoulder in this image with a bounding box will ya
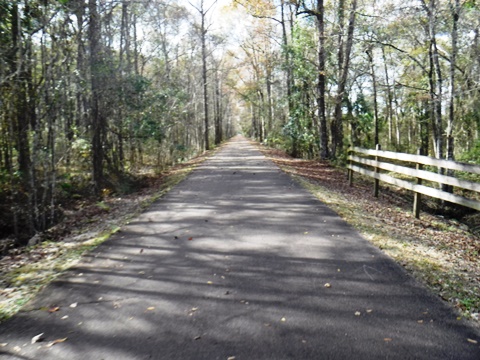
[0,147,218,322]
[257,144,480,327]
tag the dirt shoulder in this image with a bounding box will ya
[257,144,480,327]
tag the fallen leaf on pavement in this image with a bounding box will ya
[188,307,198,316]
[31,333,44,344]
[48,306,60,313]
[384,338,393,342]
[46,338,67,347]
[188,237,193,241]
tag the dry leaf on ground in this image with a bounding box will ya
[46,337,67,347]
[31,333,44,344]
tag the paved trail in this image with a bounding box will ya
[0,136,479,359]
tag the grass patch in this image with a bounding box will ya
[0,226,120,322]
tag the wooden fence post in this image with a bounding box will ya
[413,148,423,219]
[348,146,353,186]
[374,144,381,197]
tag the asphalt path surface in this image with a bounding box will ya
[0,136,479,359]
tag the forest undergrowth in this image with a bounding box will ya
[258,143,480,327]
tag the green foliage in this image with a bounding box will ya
[121,75,152,110]
[121,76,190,145]
[71,138,91,160]
[264,131,287,149]
[351,93,374,148]
[95,201,110,212]
[458,140,480,164]
[132,115,166,143]
[278,23,319,158]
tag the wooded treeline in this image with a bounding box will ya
[0,0,236,245]
[234,0,480,164]
[3,0,480,246]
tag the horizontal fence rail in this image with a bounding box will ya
[347,146,480,218]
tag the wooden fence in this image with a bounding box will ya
[347,145,480,218]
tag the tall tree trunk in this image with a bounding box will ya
[424,0,443,160]
[12,3,31,192]
[423,0,446,193]
[12,2,35,241]
[332,0,357,159]
[280,0,293,124]
[367,48,379,146]
[446,0,460,192]
[214,67,222,145]
[88,0,106,196]
[266,65,273,136]
[382,47,394,148]
[316,0,329,159]
[75,1,87,131]
[251,104,257,139]
[200,1,210,150]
